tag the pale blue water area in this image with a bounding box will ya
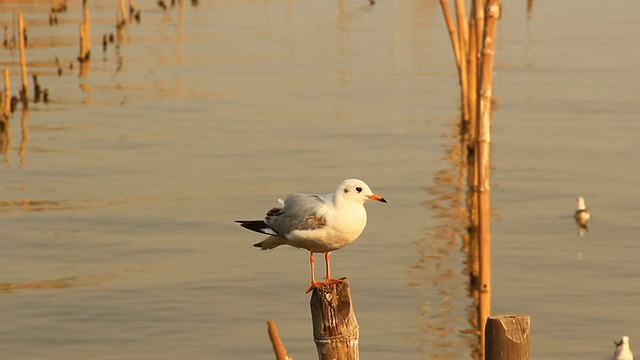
[1,0,639,359]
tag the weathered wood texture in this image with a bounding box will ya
[485,315,530,360]
[309,280,359,360]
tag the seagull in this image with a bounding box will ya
[236,178,387,293]
[614,336,634,360]
[574,196,590,230]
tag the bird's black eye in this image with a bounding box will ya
[356,187,362,193]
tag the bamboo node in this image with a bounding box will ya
[488,4,501,18]
[313,326,360,342]
[480,89,493,98]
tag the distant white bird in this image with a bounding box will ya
[574,196,590,230]
[614,336,634,360]
[236,179,387,293]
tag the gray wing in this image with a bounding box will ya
[265,193,329,236]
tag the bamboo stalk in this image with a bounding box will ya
[466,3,480,308]
[119,0,128,25]
[454,0,469,122]
[266,320,291,360]
[79,8,91,62]
[3,68,10,118]
[438,0,461,71]
[466,1,478,143]
[17,12,28,106]
[129,0,136,17]
[476,0,500,355]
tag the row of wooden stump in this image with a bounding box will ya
[267,281,530,360]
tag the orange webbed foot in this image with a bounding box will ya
[305,281,325,294]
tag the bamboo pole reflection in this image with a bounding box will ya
[19,108,28,167]
[0,114,9,166]
[411,121,479,359]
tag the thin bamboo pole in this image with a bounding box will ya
[474,0,485,63]
[79,8,91,61]
[466,1,479,292]
[467,1,479,143]
[119,0,128,25]
[266,320,290,360]
[454,0,469,122]
[438,0,461,72]
[476,0,500,355]
[17,12,28,106]
[128,0,136,17]
[3,68,10,118]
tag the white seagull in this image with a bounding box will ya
[614,336,634,360]
[236,178,387,293]
[574,196,590,230]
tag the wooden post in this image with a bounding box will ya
[309,280,359,360]
[485,315,530,360]
[17,12,28,106]
[266,320,290,360]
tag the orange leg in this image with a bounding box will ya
[324,252,343,285]
[305,252,324,293]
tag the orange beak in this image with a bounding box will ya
[368,194,387,203]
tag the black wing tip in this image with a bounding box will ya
[236,220,273,235]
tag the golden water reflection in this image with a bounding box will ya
[411,120,480,359]
[0,108,28,167]
[0,198,148,213]
[0,276,113,294]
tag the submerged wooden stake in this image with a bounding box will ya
[3,68,10,118]
[485,315,531,360]
[309,280,359,360]
[79,8,91,62]
[267,320,290,360]
[17,12,28,106]
[119,0,128,25]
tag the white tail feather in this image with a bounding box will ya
[253,236,286,250]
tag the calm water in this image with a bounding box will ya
[1,0,639,359]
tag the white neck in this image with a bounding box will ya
[577,197,587,210]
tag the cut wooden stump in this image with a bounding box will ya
[309,280,359,360]
[485,315,530,360]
